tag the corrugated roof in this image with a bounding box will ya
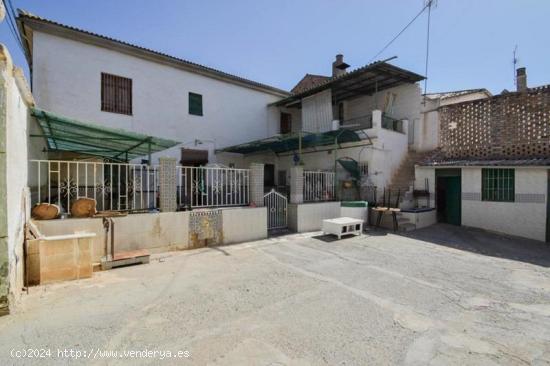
[17,10,290,97]
[424,88,491,100]
[274,59,424,107]
[31,107,180,161]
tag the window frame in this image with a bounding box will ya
[101,72,133,115]
[481,168,515,202]
[188,92,203,116]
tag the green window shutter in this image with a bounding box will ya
[189,92,203,116]
[481,168,515,202]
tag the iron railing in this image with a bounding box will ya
[341,114,373,130]
[381,114,404,133]
[177,166,250,208]
[30,160,159,212]
[303,170,335,202]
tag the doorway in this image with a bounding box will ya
[280,113,292,134]
[436,169,461,225]
[264,164,275,190]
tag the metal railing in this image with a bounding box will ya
[382,114,404,133]
[30,160,159,212]
[303,170,335,202]
[341,114,373,130]
[177,166,250,208]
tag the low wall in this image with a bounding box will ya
[289,201,341,232]
[222,207,267,244]
[34,207,268,263]
[341,206,369,223]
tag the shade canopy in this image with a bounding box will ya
[217,129,361,155]
[31,108,180,161]
[337,158,360,181]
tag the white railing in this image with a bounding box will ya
[303,170,335,202]
[177,166,250,208]
[29,160,159,212]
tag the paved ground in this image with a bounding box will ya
[1,224,550,365]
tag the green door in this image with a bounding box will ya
[445,176,461,225]
[436,169,461,226]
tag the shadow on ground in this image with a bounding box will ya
[398,223,550,268]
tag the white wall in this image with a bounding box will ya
[414,166,548,242]
[288,201,341,232]
[32,31,285,164]
[0,45,33,312]
[346,83,422,123]
[461,167,548,242]
[34,207,268,262]
[222,207,267,244]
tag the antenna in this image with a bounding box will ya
[422,0,436,104]
[512,45,518,87]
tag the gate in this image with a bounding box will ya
[264,189,287,229]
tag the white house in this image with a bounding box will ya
[17,11,289,165]
[414,70,550,242]
[18,11,429,204]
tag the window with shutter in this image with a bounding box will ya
[189,92,203,116]
[101,73,132,115]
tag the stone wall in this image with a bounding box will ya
[439,86,550,159]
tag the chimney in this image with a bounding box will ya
[332,54,350,77]
[516,67,527,92]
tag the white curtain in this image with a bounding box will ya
[301,89,333,133]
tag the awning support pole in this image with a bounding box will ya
[148,139,152,166]
[298,132,302,165]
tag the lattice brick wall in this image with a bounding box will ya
[439,85,550,159]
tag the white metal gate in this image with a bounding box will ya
[264,189,287,229]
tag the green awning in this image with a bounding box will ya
[217,129,361,155]
[337,158,360,181]
[31,108,180,161]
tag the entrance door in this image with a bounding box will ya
[264,164,275,189]
[436,169,461,225]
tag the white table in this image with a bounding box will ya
[322,217,363,239]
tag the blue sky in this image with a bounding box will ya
[1,0,549,94]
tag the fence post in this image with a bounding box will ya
[290,165,303,204]
[249,163,264,207]
[159,157,177,212]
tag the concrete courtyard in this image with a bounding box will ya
[0,224,549,365]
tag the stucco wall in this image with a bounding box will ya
[34,207,266,262]
[288,201,341,232]
[32,31,285,164]
[0,45,33,314]
[415,166,548,242]
[221,207,267,244]
[461,167,548,242]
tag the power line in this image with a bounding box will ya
[2,0,25,54]
[423,0,433,100]
[368,2,431,63]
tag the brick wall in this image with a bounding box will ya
[439,85,550,159]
